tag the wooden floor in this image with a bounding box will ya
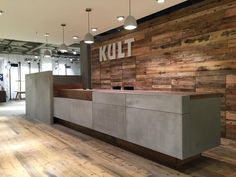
[1,102,236,177]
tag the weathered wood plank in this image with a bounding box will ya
[91,0,236,139]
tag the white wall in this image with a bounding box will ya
[0,60,4,91]
[52,58,80,76]
[0,54,81,100]
[0,54,36,99]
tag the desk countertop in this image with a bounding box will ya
[55,89,222,100]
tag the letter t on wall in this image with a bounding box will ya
[124,38,135,57]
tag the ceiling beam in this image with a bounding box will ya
[25,43,45,54]
[2,40,14,52]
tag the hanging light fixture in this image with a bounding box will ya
[34,32,40,59]
[58,24,68,53]
[44,33,51,58]
[84,8,94,44]
[124,0,137,30]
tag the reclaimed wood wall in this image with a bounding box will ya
[91,0,236,139]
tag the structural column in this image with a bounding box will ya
[80,41,91,89]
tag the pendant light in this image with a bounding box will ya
[124,0,137,30]
[44,33,51,58]
[84,8,94,44]
[58,24,68,53]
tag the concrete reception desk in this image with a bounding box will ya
[54,89,221,161]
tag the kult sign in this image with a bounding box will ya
[99,38,135,62]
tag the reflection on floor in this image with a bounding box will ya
[0,101,236,177]
[0,100,25,116]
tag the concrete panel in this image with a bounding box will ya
[126,93,190,114]
[93,92,126,106]
[54,97,92,128]
[70,99,92,128]
[126,107,184,159]
[54,97,69,120]
[26,71,53,124]
[93,103,126,139]
[52,90,221,160]
[182,97,221,159]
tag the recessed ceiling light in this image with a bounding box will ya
[0,10,3,15]
[73,36,79,40]
[117,16,125,21]
[91,28,98,32]
[156,0,165,3]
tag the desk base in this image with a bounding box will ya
[54,117,200,169]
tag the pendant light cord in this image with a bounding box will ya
[45,33,49,49]
[46,35,48,48]
[62,26,65,43]
[88,11,90,33]
[129,0,131,15]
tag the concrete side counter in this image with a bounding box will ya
[54,90,221,160]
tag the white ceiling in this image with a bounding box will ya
[0,0,186,45]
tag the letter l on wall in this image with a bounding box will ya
[117,41,125,59]
[108,43,116,60]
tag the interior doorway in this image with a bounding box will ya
[9,63,19,100]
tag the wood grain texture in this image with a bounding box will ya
[55,89,92,101]
[91,0,236,139]
[226,75,236,139]
[0,115,189,177]
[1,114,236,177]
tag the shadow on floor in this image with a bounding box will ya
[179,156,236,176]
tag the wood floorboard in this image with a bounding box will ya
[0,114,236,177]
